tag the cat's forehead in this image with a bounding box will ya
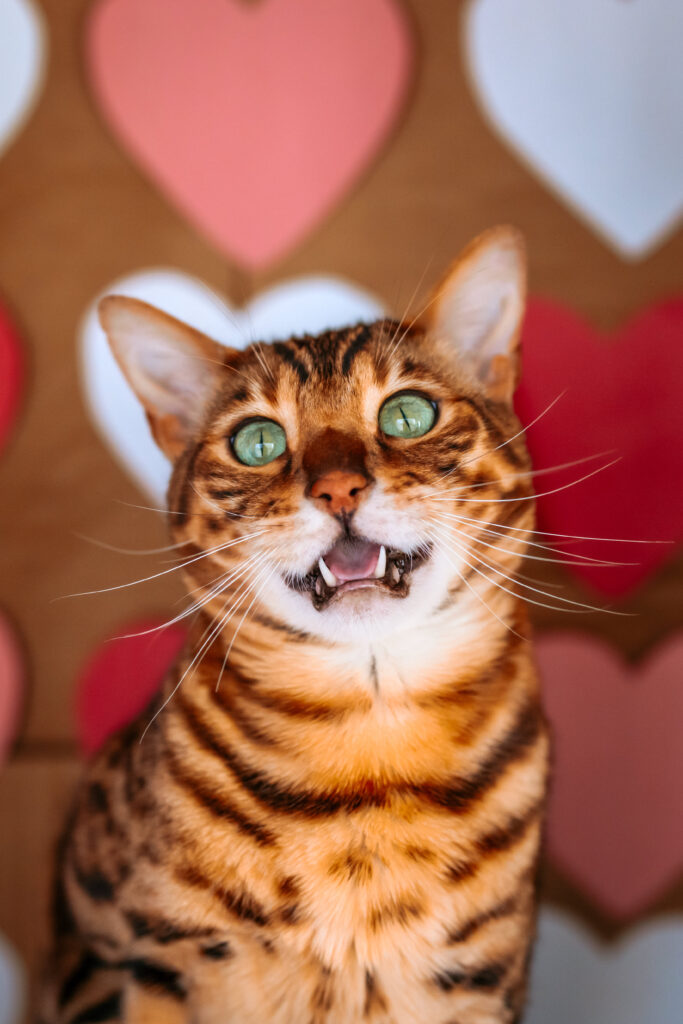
[218,317,453,417]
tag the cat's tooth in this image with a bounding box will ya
[389,562,401,584]
[318,557,339,589]
[374,545,387,579]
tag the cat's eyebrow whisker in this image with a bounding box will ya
[58,529,272,599]
[432,456,621,505]
[433,513,638,568]
[424,449,615,500]
[381,252,438,359]
[458,390,568,472]
[430,521,633,616]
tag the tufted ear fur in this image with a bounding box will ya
[426,226,527,403]
[98,296,231,460]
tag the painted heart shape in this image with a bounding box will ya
[76,618,187,755]
[0,611,24,768]
[80,269,385,504]
[465,0,683,258]
[0,931,25,1024]
[0,0,46,160]
[538,633,683,919]
[515,299,683,596]
[0,297,25,456]
[527,908,683,1024]
[86,0,414,269]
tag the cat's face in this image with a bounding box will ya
[100,228,532,645]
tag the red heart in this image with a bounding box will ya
[515,299,683,595]
[0,299,23,455]
[539,633,683,919]
[86,0,414,269]
[76,619,186,755]
[0,611,24,767]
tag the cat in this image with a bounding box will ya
[40,226,549,1024]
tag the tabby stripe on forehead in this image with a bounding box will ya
[341,324,372,375]
[273,342,309,384]
[166,746,277,846]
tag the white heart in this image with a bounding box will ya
[526,909,683,1024]
[80,270,386,505]
[464,0,683,259]
[0,932,25,1024]
[0,0,46,158]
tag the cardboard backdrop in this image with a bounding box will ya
[0,1,681,1018]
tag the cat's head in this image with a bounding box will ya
[99,227,533,645]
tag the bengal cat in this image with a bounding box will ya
[40,227,549,1023]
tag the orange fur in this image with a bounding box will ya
[41,229,549,1024]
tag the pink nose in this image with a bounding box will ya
[309,470,369,517]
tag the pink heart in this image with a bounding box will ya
[76,619,186,756]
[0,299,23,455]
[515,299,683,596]
[539,633,683,919]
[86,0,414,269]
[0,611,24,767]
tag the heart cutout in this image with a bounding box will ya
[0,931,25,1024]
[0,611,24,768]
[527,909,683,1024]
[465,0,683,258]
[86,0,414,269]
[515,299,683,596]
[76,618,187,756]
[0,299,24,456]
[538,633,683,919]
[80,269,385,504]
[0,0,46,160]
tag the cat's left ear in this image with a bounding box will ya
[425,226,526,403]
[98,296,231,460]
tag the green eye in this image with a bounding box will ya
[232,419,286,466]
[379,393,436,439]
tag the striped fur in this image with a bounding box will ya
[41,229,549,1023]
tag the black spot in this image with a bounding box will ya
[201,940,233,960]
[70,992,122,1023]
[73,863,115,903]
[87,783,108,815]
[58,951,104,1008]
[123,958,186,999]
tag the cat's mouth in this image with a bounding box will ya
[289,536,430,610]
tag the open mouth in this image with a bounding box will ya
[289,536,430,610]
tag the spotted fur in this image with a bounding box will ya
[40,229,549,1023]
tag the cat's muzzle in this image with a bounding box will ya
[289,537,430,610]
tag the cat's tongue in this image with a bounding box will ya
[323,538,380,583]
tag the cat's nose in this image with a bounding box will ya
[310,470,370,517]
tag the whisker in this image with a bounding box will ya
[440,510,666,546]
[427,450,615,499]
[59,529,272,599]
[431,456,621,504]
[458,390,567,472]
[215,561,278,692]
[73,533,192,556]
[190,481,256,519]
[430,522,632,616]
[433,513,638,568]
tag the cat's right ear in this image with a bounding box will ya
[98,296,229,460]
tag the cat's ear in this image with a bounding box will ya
[426,226,526,403]
[98,296,230,460]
